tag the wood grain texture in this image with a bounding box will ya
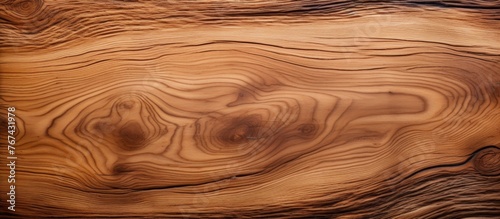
[1,0,500,218]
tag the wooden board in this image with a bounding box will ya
[1,0,499,218]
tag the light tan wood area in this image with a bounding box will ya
[1,0,499,218]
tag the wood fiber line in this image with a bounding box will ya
[0,0,499,218]
[1,0,499,52]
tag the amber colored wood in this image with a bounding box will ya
[0,0,499,218]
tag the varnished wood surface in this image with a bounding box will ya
[1,0,499,218]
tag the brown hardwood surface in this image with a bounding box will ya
[0,0,499,218]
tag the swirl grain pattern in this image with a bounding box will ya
[0,0,499,218]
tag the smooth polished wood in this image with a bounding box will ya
[1,0,499,218]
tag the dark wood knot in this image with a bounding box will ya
[115,121,147,151]
[218,114,262,145]
[112,163,133,175]
[473,146,500,176]
[298,123,318,137]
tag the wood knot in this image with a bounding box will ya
[112,163,133,175]
[298,123,318,137]
[473,146,500,176]
[92,121,115,133]
[227,89,254,107]
[218,115,261,145]
[115,121,147,151]
[119,100,136,110]
[7,0,44,18]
